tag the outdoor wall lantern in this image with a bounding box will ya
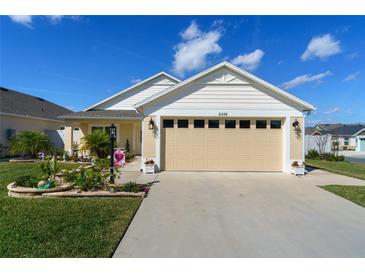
[148,117,155,130]
[292,119,301,135]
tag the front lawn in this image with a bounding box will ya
[0,162,142,257]
[306,159,365,181]
[321,185,365,208]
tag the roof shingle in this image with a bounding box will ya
[59,109,142,120]
[0,87,72,120]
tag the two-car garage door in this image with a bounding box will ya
[161,118,283,171]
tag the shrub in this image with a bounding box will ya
[95,158,110,170]
[10,131,53,158]
[40,158,61,179]
[120,182,149,193]
[15,175,39,188]
[63,172,78,183]
[306,149,320,160]
[321,153,345,162]
[70,154,79,162]
[75,168,107,191]
[125,139,130,153]
[125,152,135,162]
[81,131,110,159]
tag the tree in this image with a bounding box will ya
[315,134,330,157]
[10,131,53,158]
[80,130,110,159]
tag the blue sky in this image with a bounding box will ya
[1,16,364,125]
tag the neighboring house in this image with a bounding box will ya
[0,87,72,157]
[305,123,365,151]
[60,61,315,173]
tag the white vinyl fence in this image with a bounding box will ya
[45,129,65,149]
[304,134,332,155]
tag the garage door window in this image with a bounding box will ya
[270,120,281,129]
[225,120,236,128]
[239,120,250,129]
[256,120,267,129]
[163,119,174,128]
[178,119,188,128]
[194,120,205,128]
[208,120,219,128]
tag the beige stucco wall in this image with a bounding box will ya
[0,114,64,157]
[290,116,304,161]
[142,116,156,159]
[63,119,141,155]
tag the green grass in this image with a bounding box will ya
[306,159,365,181]
[321,185,365,208]
[0,162,142,257]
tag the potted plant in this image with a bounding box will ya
[291,161,305,176]
[144,159,155,174]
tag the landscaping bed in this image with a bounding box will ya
[0,161,143,257]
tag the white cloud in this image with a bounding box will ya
[8,15,77,28]
[301,34,341,61]
[344,71,360,81]
[131,78,142,84]
[324,107,340,114]
[346,52,359,60]
[180,20,202,40]
[306,119,322,125]
[47,16,64,24]
[231,49,265,71]
[9,15,32,28]
[281,71,332,89]
[172,21,222,77]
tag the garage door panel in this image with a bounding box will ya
[162,117,283,171]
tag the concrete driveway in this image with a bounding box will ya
[114,170,365,258]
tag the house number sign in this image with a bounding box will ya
[219,112,228,116]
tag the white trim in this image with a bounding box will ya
[353,128,365,136]
[84,72,180,111]
[62,116,142,121]
[140,118,145,170]
[283,116,291,173]
[0,112,65,123]
[155,115,161,171]
[134,61,315,111]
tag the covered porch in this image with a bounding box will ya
[60,110,143,155]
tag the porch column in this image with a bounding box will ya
[64,126,73,154]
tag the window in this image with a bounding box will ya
[178,119,188,128]
[344,138,349,146]
[239,120,250,129]
[270,120,281,129]
[163,119,174,128]
[208,120,219,128]
[194,119,205,128]
[105,126,117,137]
[225,120,236,128]
[91,126,103,133]
[59,126,65,130]
[256,120,267,129]
[73,127,79,131]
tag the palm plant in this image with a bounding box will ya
[80,130,110,159]
[10,131,53,158]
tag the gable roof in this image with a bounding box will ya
[134,61,316,111]
[0,87,72,121]
[84,72,180,111]
[316,123,343,131]
[326,124,365,136]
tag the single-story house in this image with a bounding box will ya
[305,123,365,151]
[60,61,315,172]
[0,87,72,157]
